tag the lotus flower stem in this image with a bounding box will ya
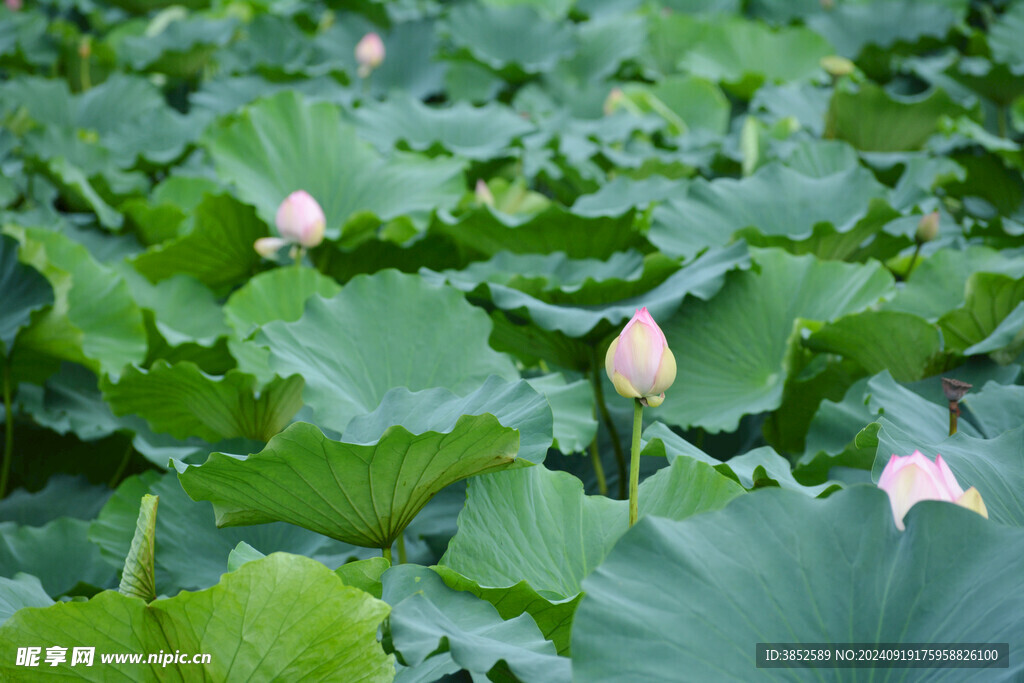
[591,347,627,499]
[1,360,12,499]
[382,545,392,565]
[109,443,134,489]
[396,534,406,565]
[628,399,643,527]
[589,434,608,497]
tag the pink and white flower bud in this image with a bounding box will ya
[355,33,385,78]
[877,451,988,530]
[4,0,23,11]
[475,179,495,206]
[275,190,326,248]
[605,307,677,407]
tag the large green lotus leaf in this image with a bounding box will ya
[811,0,967,58]
[570,176,685,218]
[804,310,944,382]
[989,0,1024,73]
[641,421,839,496]
[648,163,888,259]
[0,574,53,626]
[0,553,395,682]
[177,415,522,550]
[864,370,983,441]
[4,226,146,379]
[430,205,641,260]
[0,518,114,596]
[826,82,975,152]
[100,362,304,443]
[431,241,750,338]
[439,459,744,652]
[204,91,464,236]
[118,16,235,75]
[795,376,877,480]
[351,94,535,160]
[572,486,1024,681]
[939,272,1024,354]
[961,381,1024,439]
[90,470,371,594]
[442,3,576,80]
[874,418,1024,528]
[882,246,1024,320]
[383,565,569,682]
[555,13,645,85]
[963,302,1024,360]
[343,376,550,464]
[525,374,596,455]
[131,194,268,293]
[256,269,517,432]
[114,269,229,349]
[223,266,341,338]
[674,16,833,98]
[0,233,52,356]
[0,474,111,526]
[657,249,895,433]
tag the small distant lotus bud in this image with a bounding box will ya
[254,237,288,258]
[605,307,676,408]
[603,87,624,116]
[916,211,940,243]
[5,0,23,11]
[355,33,385,78]
[475,179,495,206]
[275,190,326,248]
[820,55,854,77]
[877,451,988,530]
[78,37,92,60]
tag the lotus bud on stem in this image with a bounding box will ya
[254,190,326,266]
[941,377,971,436]
[878,451,987,530]
[355,32,385,79]
[605,308,676,526]
[905,211,939,278]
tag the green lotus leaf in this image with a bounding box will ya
[383,565,569,682]
[4,225,146,380]
[336,557,390,599]
[556,13,645,84]
[439,459,744,652]
[0,474,111,526]
[203,91,464,237]
[641,422,839,496]
[89,470,370,594]
[343,376,551,464]
[118,494,157,602]
[812,0,967,58]
[882,246,1024,320]
[256,269,517,432]
[116,269,230,349]
[0,518,114,597]
[570,176,685,218]
[0,233,52,357]
[989,0,1024,74]
[118,17,235,76]
[100,361,304,443]
[804,310,945,381]
[442,4,576,80]
[961,380,1024,438]
[431,204,641,260]
[131,194,268,293]
[351,94,534,160]
[0,553,395,682]
[939,271,1024,354]
[177,414,522,550]
[572,485,1023,681]
[0,574,53,627]
[826,81,975,152]
[525,374,596,455]
[657,249,895,433]
[649,162,888,259]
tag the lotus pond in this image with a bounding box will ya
[0,0,1023,680]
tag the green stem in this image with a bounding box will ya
[948,401,958,436]
[591,346,627,499]
[382,545,392,565]
[998,106,1009,140]
[79,55,91,92]
[589,435,608,497]
[904,243,922,280]
[109,442,134,489]
[1,360,12,499]
[628,399,643,527]
[396,534,406,565]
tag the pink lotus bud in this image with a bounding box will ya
[877,451,988,530]
[605,307,677,407]
[275,190,325,248]
[355,33,385,78]
[254,237,288,258]
[474,179,495,206]
[4,0,22,11]
[603,87,624,116]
